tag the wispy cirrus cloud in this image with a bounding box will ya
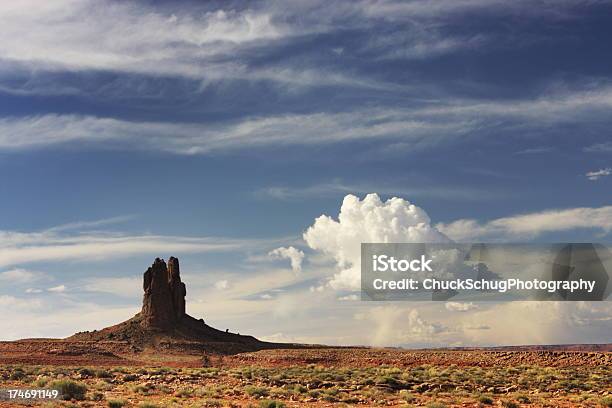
[437,205,612,241]
[0,0,602,97]
[0,268,48,284]
[0,218,266,269]
[256,180,504,201]
[2,85,612,154]
[584,141,612,153]
[0,1,286,77]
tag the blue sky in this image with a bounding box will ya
[0,0,610,346]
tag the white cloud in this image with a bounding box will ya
[257,180,502,201]
[45,216,134,232]
[25,288,43,294]
[0,268,46,284]
[0,0,588,84]
[83,277,142,298]
[514,146,555,155]
[586,167,611,181]
[0,220,254,268]
[304,193,449,290]
[0,110,457,153]
[437,205,612,241]
[214,280,230,290]
[0,1,399,92]
[0,295,43,311]
[585,141,612,153]
[338,294,359,301]
[47,285,66,293]
[2,84,612,154]
[0,1,285,78]
[445,302,478,312]
[268,246,304,273]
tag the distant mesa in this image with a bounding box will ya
[69,257,300,354]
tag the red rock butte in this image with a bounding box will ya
[68,257,303,354]
[141,257,186,329]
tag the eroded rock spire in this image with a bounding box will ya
[141,257,186,328]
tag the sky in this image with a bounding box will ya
[0,0,611,346]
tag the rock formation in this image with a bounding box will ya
[141,257,187,329]
[67,256,298,354]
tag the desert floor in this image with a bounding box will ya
[0,345,610,408]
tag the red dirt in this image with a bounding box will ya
[0,340,609,368]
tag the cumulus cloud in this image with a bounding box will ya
[304,193,449,290]
[47,285,66,293]
[268,246,305,273]
[586,167,611,181]
[437,205,612,241]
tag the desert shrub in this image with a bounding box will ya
[203,399,222,407]
[307,389,321,398]
[321,387,340,402]
[501,400,519,408]
[91,392,104,401]
[138,403,158,408]
[78,368,94,377]
[258,400,286,408]
[175,387,194,398]
[108,399,126,408]
[400,390,416,403]
[426,403,448,408]
[600,396,612,408]
[123,374,138,382]
[158,385,173,394]
[49,380,87,401]
[95,369,112,378]
[34,376,51,387]
[244,385,269,398]
[376,375,401,387]
[292,384,307,394]
[362,377,375,385]
[478,395,494,404]
[132,384,154,395]
[10,369,26,380]
[516,394,530,403]
[93,380,114,391]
